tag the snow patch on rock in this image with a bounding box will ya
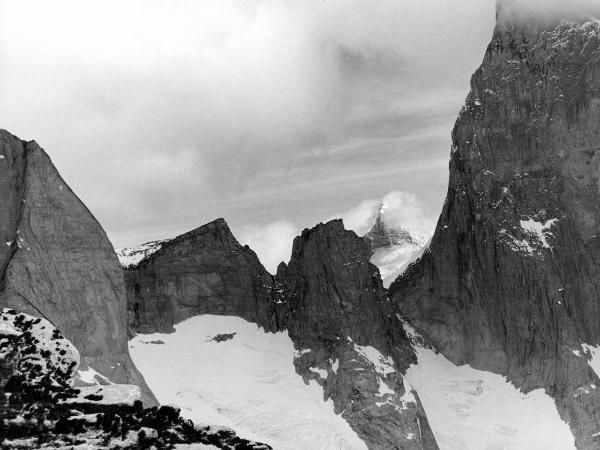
[520,218,558,249]
[77,365,112,385]
[573,344,600,380]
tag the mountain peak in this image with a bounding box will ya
[116,218,235,269]
[363,207,420,252]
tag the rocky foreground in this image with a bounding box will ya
[0,308,270,449]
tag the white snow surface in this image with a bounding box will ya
[403,323,575,450]
[129,315,367,450]
[115,239,170,268]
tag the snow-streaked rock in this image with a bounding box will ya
[129,314,367,450]
[115,239,170,268]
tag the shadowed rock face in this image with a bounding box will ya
[126,219,439,449]
[275,220,437,449]
[390,16,600,449]
[125,218,278,334]
[0,130,156,406]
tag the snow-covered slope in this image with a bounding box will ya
[115,239,170,268]
[129,315,367,450]
[402,321,575,450]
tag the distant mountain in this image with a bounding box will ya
[115,239,171,269]
[363,206,427,288]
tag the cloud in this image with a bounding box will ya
[497,0,600,28]
[236,221,298,274]
[238,191,435,276]
[337,200,380,236]
[0,0,495,246]
[336,191,436,239]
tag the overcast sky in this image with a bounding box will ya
[0,0,497,270]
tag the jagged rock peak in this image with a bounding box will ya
[118,218,241,269]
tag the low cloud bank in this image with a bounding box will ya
[338,191,436,240]
[239,191,435,274]
[497,0,600,28]
[237,221,298,274]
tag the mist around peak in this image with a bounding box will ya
[496,0,600,30]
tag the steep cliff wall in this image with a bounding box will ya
[0,129,155,405]
[390,15,600,449]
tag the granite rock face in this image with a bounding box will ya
[125,218,278,334]
[390,13,600,449]
[126,219,438,449]
[276,220,437,449]
[0,130,155,405]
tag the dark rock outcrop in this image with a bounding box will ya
[126,218,439,449]
[0,130,155,405]
[125,218,278,334]
[275,220,438,449]
[390,12,600,449]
